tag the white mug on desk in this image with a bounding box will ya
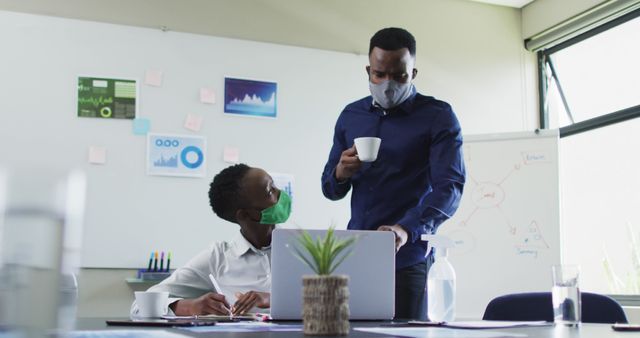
[134,291,169,318]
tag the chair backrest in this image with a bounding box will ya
[482,292,627,324]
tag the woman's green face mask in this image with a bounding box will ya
[259,190,292,224]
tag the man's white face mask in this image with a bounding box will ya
[369,79,413,109]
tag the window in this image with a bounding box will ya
[538,9,640,302]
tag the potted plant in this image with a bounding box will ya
[291,227,357,335]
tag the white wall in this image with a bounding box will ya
[408,0,539,134]
[0,0,539,317]
[0,10,367,269]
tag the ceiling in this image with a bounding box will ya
[469,0,535,8]
[0,0,533,54]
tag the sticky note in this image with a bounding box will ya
[88,146,107,165]
[145,70,163,87]
[223,146,240,164]
[184,113,203,132]
[200,87,216,104]
[133,118,151,135]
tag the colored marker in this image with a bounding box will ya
[254,313,271,322]
[166,252,172,272]
[160,251,165,271]
[153,251,158,272]
[147,252,153,272]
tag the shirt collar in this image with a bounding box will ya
[370,85,417,115]
[230,232,270,258]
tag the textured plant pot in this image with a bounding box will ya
[302,275,350,335]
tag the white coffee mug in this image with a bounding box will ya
[134,291,169,318]
[354,137,382,162]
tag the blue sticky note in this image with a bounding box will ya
[133,118,151,135]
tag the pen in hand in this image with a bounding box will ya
[208,273,233,318]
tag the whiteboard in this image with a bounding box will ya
[437,129,561,318]
[0,11,366,268]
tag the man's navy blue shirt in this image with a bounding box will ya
[321,89,466,269]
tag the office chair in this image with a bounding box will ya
[482,292,628,324]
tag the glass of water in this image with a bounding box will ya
[551,265,581,326]
[0,168,86,336]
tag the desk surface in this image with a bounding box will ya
[75,318,631,337]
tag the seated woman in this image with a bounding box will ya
[130,163,291,316]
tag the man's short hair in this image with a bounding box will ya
[369,27,416,57]
[208,163,251,223]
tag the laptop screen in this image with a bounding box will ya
[270,229,395,320]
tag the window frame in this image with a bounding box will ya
[536,7,640,306]
[537,7,640,137]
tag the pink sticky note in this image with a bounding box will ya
[184,113,203,132]
[145,70,163,87]
[200,87,216,104]
[223,146,240,164]
[88,146,107,164]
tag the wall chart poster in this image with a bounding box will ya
[147,133,207,177]
[77,76,137,119]
[224,77,277,118]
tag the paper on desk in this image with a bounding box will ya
[408,320,549,329]
[68,330,190,338]
[445,321,550,329]
[162,314,256,320]
[179,322,302,333]
[355,327,527,338]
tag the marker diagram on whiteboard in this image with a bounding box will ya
[147,133,207,177]
[439,133,559,260]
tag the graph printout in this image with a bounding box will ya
[147,133,206,177]
[77,76,137,119]
[224,77,277,118]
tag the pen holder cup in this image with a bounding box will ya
[137,269,173,281]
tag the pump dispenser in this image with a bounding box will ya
[422,234,456,323]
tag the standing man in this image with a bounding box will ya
[321,27,465,320]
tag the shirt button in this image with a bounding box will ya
[365,210,370,215]
[369,187,374,192]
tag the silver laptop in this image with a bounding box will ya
[270,229,395,320]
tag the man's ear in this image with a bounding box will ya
[412,68,418,80]
[365,65,371,79]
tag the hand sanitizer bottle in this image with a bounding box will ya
[422,234,456,323]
